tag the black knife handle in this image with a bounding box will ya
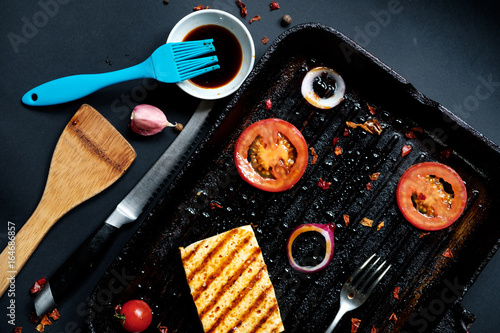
[49,223,119,304]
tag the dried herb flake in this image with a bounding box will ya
[346,118,383,135]
[360,217,374,227]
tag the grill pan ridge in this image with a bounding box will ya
[87,23,500,333]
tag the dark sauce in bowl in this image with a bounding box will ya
[183,24,243,89]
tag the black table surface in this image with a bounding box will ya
[1,1,499,332]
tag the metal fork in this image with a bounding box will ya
[324,254,391,333]
[22,39,220,106]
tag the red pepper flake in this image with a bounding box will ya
[366,182,373,191]
[405,131,416,139]
[265,97,272,110]
[351,318,361,333]
[369,172,380,181]
[346,119,383,135]
[402,144,412,157]
[249,15,261,23]
[158,326,169,333]
[29,312,40,323]
[389,312,398,323]
[370,326,379,333]
[393,286,400,299]
[35,324,45,333]
[235,0,247,17]
[332,137,339,146]
[193,4,209,10]
[309,147,318,165]
[13,328,22,333]
[318,178,331,190]
[210,202,223,210]
[441,148,452,159]
[343,128,350,136]
[367,104,377,115]
[360,217,374,227]
[419,232,430,238]
[442,248,454,258]
[376,221,385,231]
[270,1,280,10]
[418,193,426,201]
[261,36,269,44]
[29,277,47,294]
[48,308,61,321]
[343,214,350,227]
[40,315,52,326]
[334,146,342,155]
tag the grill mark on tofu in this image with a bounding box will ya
[192,234,253,301]
[186,228,240,281]
[205,266,266,333]
[198,246,262,318]
[250,302,280,333]
[232,284,274,332]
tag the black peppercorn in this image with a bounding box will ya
[281,14,292,27]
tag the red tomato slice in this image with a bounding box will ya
[234,118,308,192]
[396,162,467,231]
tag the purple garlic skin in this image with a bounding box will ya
[130,104,174,136]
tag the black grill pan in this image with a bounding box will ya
[87,23,500,333]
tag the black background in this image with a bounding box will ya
[1,0,500,332]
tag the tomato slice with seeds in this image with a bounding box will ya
[396,162,467,231]
[234,118,308,192]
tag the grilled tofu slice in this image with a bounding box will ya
[179,225,285,333]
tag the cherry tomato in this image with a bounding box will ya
[396,162,467,231]
[234,118,308,192]
[115,300,153,333]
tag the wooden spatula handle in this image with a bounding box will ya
[0,198,65,296]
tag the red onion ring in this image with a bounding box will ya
[286,223,336,273]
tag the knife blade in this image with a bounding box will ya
[34,99,215,316]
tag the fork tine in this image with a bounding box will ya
[357,259,386,293]
[349,254,377,286]
[363,262,391,297]
[179,65,220,81]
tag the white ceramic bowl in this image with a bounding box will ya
[167,9,255,100]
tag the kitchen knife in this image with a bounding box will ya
[34,100,215,316]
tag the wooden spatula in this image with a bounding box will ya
[0,104,136,296]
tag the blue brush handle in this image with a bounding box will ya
[22,58,155,106]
